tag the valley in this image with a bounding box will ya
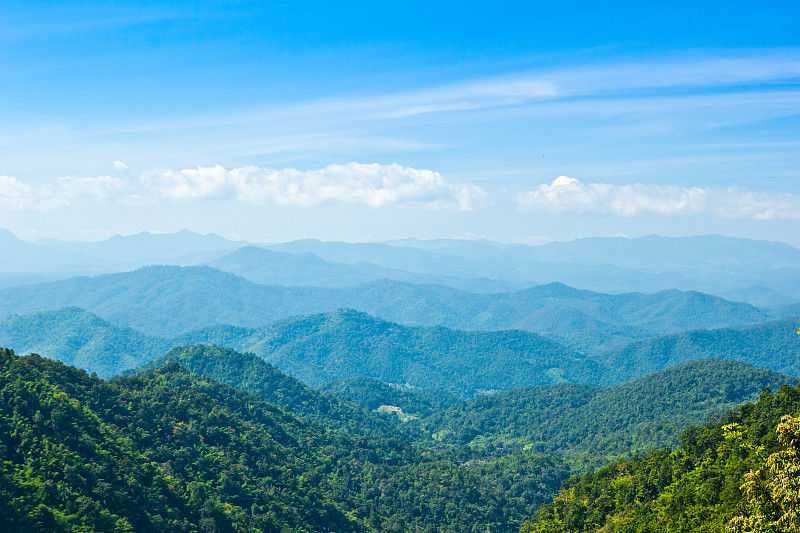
[1,231,798,532]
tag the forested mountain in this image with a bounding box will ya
[415,359,796,469]
[0,307,170,376]
[136,348,798,477]
[0,266,775,352]
[3,304,797,392]
[320,376,461,419]
[2,340,797,532]
[0,307,605,391]
[175,309,606,396]
[597,317,800,381]
[140,345,414,439]
[0,348,568,533]
[519,381,800,532]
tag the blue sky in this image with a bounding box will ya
[1,0,799,245]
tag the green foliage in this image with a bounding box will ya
[518,382,800,532]
[729,414,800,532]
[598,317,800,381]
[175,309,607,396]
[141,345,413,440]
[320,376,460,418]
[417,359,795,470]
[0,347,570,532]
[0,307,170,377]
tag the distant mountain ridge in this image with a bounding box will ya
[596,316,800,380]
[2,305,798,397]
[0,265,778,352]
[2,229,799,305]
[205,245,507,291]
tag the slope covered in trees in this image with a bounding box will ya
[320,376,460,419]
[4,305,798,393]
[0,266,776,352]
[175,309,607,396]
[416,359,796,469]
[139,345,414,440]
[519,381,800,532]
[598,317,800,381]
[0,307,170,376]
[0,348,569,533]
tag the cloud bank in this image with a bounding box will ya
[518,176,800,220]
[1,163,484,211]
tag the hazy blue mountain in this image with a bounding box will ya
[597,316,800,381]
[518,234,800,269]
[273,235,800,304]
[417,358,796,466]
[0,266,777,352]
[0,266,325,337]
[0,307,170,376]
[0,228,90,273]
[0,273,62,289]
[781,300,800,315]
[206,245,510,291]
[37,229,246,269]
[4,229,800,303]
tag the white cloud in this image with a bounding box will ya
[142,162,484,210]
[518,176,800,220]
[0,174,129,210]
[0,175,37,210]
[0,163,485,211]
[114,160,129,170]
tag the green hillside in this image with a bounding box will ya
[141,345,413,440]
[519,381,800,532]
[416,359,796,469]
[0,348,569,533]
[0,307,170,377]
[176,309,608,396]
[598,317,800,381]
[0,266,775,352]
[0,307,608,394]
[320,376,460,419]
[4,306,798,396]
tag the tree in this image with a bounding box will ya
[728,414,800,532]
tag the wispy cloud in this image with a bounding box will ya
[99,51,800,135]
[0,163,485,212]
[518,176,800,220]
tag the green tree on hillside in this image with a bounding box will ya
[728,414,800,533]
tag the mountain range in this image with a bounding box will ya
[2,229,799,306]
[0,265,783,354]
[2,306,798,399]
